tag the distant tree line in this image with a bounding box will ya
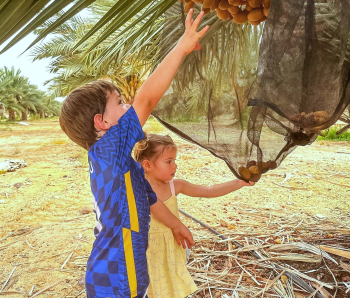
[0,66,61,121]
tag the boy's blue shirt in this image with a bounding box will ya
[86,106,157,298]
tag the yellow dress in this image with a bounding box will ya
[146,180,198,298]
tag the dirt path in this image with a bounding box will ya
[0,118,349,297]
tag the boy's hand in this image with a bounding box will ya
[172,223,195,249]
[176,9,209,56]
[240,180,255,187]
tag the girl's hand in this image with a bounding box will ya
[175,9,209,56]
[172,223,195,249]
[240,180,255,187]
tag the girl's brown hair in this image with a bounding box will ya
[134,134,177,163]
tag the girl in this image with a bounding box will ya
[134,134,254,298]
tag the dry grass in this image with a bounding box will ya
[0,118,349,297]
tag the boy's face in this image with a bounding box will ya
[102,90,130,127]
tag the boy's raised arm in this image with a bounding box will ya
[133,9,209,126]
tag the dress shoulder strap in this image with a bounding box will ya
[169,180,175,196]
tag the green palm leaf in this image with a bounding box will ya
[0,0,33,40]
[24,0,96,53]
[0,0,77,53]
[0,0,29,31]
[0,0,181,56]
[72,0,133,51]
[0,0,50,45]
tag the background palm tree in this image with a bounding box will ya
[0,67,25,120]
[18,84,45,120]
[0,66,59,121]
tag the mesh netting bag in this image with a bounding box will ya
[245,0,350,180]
[153,3,261,180]
[152,0,350,181]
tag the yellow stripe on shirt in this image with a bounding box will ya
[124,171,139,233]
[123,228,138,297]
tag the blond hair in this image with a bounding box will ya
[134,134,177,163]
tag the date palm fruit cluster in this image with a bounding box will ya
[290,111,330,128]
[238,160,277,182]
[117,75,143,104]
[179,0,270,25]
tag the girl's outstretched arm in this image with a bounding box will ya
[175,179,254,198]
[150,200,194,249]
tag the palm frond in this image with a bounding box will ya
[25,0,96,52]
[0,0,177,55]
[0,0,77,53]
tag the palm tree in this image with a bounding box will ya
[0,102,5,118]
[29,12,133,98]
[0,67,25,120]
[0,0,264,119]
[45,98,61,116]
[29,4,165,100]
[17,84,45,120]
[0,66,52,121]
[29,1,261,116]
[3,0,345,132]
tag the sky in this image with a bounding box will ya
[0,33,55,92]
[0,3,88,101]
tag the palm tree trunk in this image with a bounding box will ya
[21,109,28,121]
[0,107,4,119]
[39,111,44,118]
[9,109,16,121]
[232,49,249,124]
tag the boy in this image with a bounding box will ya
[59,10,209,298]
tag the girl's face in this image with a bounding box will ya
[150,147,177,181]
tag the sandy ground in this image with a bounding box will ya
[0,118,349,297]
